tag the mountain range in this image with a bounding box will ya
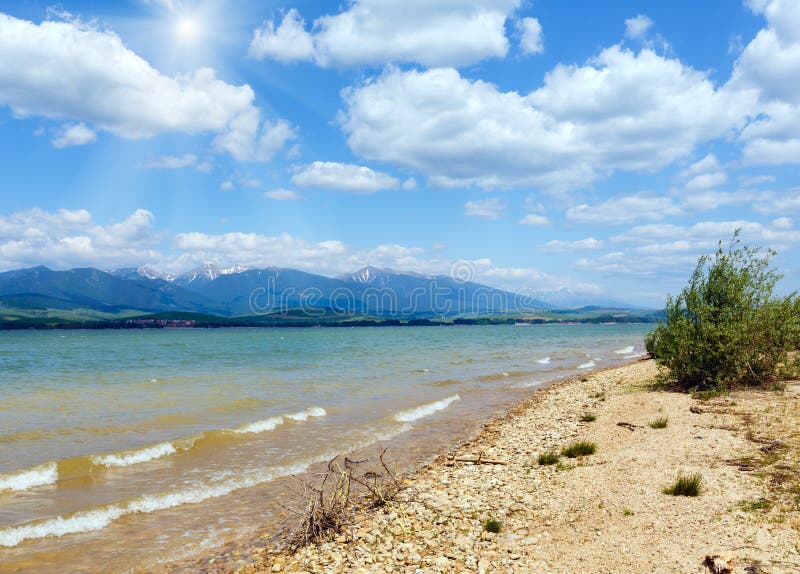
[0,264,635,321]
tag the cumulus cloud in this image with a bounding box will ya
[291,161,401,193]
[680,155,728,189]
[51,122,96,148]
[0,208,163,270]
[540,237,603,252]
[248,0,521,68]
[624,15,653,39]
[0,13,294,161]
[728,0,800,166]
[519,213,550,226]
[464,198,506,219]
[566,194,681,225]
[518,17,544,55]
[341,47,750,191]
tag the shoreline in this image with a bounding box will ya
[176,357,800,574]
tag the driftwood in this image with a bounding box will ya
[444,451,507,466]
[616,422,642,431]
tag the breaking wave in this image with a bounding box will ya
[394,395,460,422]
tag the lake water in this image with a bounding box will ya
[0,324,650,572]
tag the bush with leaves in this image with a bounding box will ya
[645,233,800,392]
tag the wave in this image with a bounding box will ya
[535,357,551,364]
[0,420,403,548]
[409,368,431,374]
[233,406,326,434]
[0,463,58,493]
[0,457,321,547]
[90,442,181,469]
[578,361,596,369]
[614,345,635,354]
[624,352,647,360]
[513,379,544,389]
[394,395,460,422]
[1,407,327,491]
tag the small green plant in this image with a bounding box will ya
[663,473,703,497]
[483,519,502,533]
[538,451,560,465]
[738,498,772,512]
[555,461,575,471]
[580,413,597,423]
[562,441,596,458]
[648,417,669,429]
[623,508,634,516]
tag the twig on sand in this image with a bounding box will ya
[444,451,507,466]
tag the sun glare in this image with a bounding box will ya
[175,16,202,43]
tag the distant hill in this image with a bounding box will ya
[0,266,224,315]
[0,264,642,325]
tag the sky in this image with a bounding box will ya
[0,0,798,306]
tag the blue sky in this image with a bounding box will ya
[0,0,798,306]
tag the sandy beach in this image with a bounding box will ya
[182,358,800,574]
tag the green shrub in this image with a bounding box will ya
[738,498,772,512]
[562,441,596,458]
[648,417,668,429]
[645,233,800,392]
[663,473,702,497]
[483,519,502,533]
[580,413,597,423]
[537,451,560,465]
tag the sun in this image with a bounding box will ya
[175,15,202,43]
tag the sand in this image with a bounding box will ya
[185,359,800,573]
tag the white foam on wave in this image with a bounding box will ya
[614,346,635,355]
[0,456,321,547]
[624,352,647,360]
[514,379,544,389]
[285,407,327,422]
[91,442,178,469]
[0,462,58,493]
[394,395,460,423]
[578,361,596,369]
[535,357,551,364]
[234,406,326,434]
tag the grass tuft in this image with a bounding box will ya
[738,498,772,512]
[663,472,703,497]
[483,519,502,533]
[538,451,560,465]
[562,440,597,458]
[623,508,634,516]
[580,413,597,423]
[648,417,669,429]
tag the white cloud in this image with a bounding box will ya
[739,174,776,187]
[248,9,315,63]
[518,17,544,55]
[540,237,603,252]
[291,161,400,193]
[566,194,681,225]
[140,154,198,169]
[0,208,162,271]
[625,15,653,40]
[51,122,96,148]
[220,181,235,191]
[464,198,506,219]
[341,47,749,191]
[686,171,728,190]
[519,213,550,226]
[249,1,521,68]
[727,0,800,166]
[0,13,293,162]
[263,189,301,201]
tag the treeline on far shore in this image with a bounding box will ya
[0,312,662,330]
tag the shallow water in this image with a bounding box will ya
[0,324,650,572]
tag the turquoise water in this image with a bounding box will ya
[0,324,650,572]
